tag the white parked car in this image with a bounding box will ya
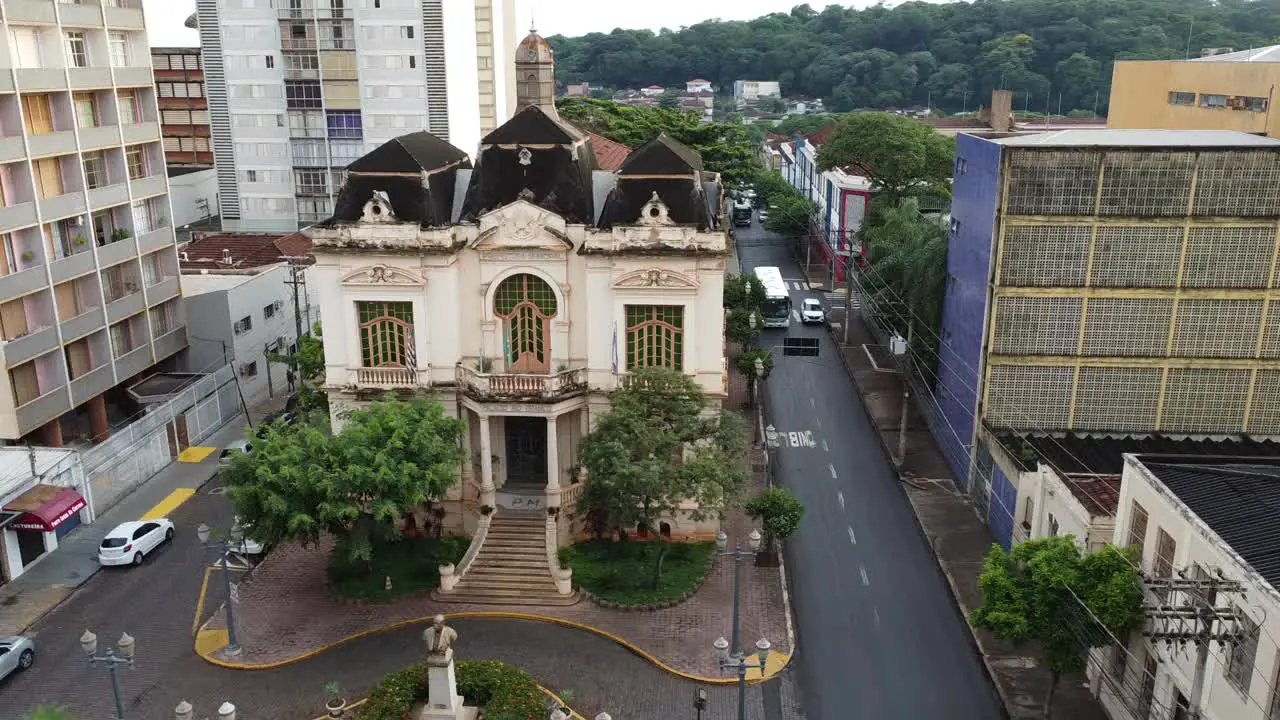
[757,209,769,223]
[218,439,253,467]
[800,298,826,325]
[231,517,265,556]
[0,636,34,680]
[98,519,175,566]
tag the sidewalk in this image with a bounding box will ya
[0,414,250,637]
[196,365,795,682]
[798,259,1108,720]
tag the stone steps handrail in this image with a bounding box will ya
[439,513,490,593]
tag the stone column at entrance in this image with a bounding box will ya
[41,419,63,448]
[545,415,560,508]
[88,395,109,444]
[478,414,496,507]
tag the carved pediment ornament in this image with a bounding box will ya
[613,268,699,290]
[341,264,426,287]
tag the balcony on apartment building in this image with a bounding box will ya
[0,287,60,368]
[102,261,142,321]
[10,349,72,433]
[150,300,185,361]
[55,274,107,347]
[0,159,39,231]
[111,312,153,381]
[455,361,589,401]
[67,330,114,406]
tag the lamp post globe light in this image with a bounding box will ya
[197,521,243,656]
[81,629,136,720]
[714,530,769,720]
[175,700,237,720]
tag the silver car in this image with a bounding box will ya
[0,635,35,680]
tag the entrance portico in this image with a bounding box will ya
[459,396,590,514]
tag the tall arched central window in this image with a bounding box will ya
[358,301,413,367]
[494,273,557,373]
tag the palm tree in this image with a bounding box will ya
[861,198,948,377]
[26,706,75,720]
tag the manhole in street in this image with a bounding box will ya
[208,486,228,495]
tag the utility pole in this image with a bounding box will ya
[1144,568,1246,720]
[895,320,913,465]
[281,256,309,346]
[842,238,855,346]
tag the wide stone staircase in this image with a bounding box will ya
[437,512,579,606]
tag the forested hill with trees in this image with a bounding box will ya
[547,0,1280,115]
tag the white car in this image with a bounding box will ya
[98,519,175,566]
[757,210,769,224]
[800,298,826,325]
[231,517,265,556]
[0,636,34,680]
[218,439,253,467]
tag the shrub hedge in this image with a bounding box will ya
[356,659,546,720]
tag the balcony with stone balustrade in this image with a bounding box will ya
[455,362,588,402]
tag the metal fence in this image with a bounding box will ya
[81,365,242,514]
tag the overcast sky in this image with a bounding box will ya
[144,0,918,48]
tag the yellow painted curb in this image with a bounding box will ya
[178,446,217,463]
[194,608,791,684]
[140,488,196,520]
[192,565,248,636]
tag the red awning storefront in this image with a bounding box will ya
[3,485,86,533]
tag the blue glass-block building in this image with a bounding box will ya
[936,129,1280,549]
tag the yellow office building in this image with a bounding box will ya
[1108,46,1280,137]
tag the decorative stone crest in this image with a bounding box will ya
[612,267,699,290]
[517,147,533,166]
[637,191,674,226]
[341,264,427,287]
[361,190,397,223]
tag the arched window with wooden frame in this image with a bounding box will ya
[493,273,557,373]
[524,73,539,102]
[357,301,414,367]
[625,305,684,371]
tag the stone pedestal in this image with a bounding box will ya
[419,650,478,720]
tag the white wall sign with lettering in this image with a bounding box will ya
[480,250,562,263]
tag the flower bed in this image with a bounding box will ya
[357,659,546,720]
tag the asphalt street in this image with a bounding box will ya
[736,221,1004,720]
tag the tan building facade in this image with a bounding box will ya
[1108,46,1280,137]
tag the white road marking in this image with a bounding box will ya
[860,565,870,586]
[791,309,801,323]
[809,397,815,408]
[815,416,822,429]
[837,491,844,509]
[874,608,881,626]
[822,439,829,452]
[847,525,856,545]
[828,463,837,479]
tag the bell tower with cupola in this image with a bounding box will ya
[514,24,558,117]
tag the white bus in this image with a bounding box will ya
[752,266,791,328]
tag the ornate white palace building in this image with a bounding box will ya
[307,29,730,604]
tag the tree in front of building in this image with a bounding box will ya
[577,368,747,586]
[972,536,1144,719]
[223,398,465,570]
[268,322,328,415]
[815,112,955,204]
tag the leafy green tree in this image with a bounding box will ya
[546,0,1280,117]
[556,98,760,187]
[744,487,803,552]
[765,192,818,238]
[772,114,838,138]
[224,398,465,569]
[578,368,747,585]
[861,198,948,373]
[972,537,1144,719]
[816,113,955,203]
[268,323,328,415]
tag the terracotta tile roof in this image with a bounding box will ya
[180,232,312,271]
[1061,474,1123,517]
[805,125,838,146]
[587,132,632,171]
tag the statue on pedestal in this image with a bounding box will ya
[422,614,458,665]
[419,615,476,720]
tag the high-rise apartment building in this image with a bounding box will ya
[151,46,212,168]
[0,0,187,446]
[196,0,524,230]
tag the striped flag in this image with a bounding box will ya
[611,322,619,375]
[502,328,512,367]
[404,326,417,372]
